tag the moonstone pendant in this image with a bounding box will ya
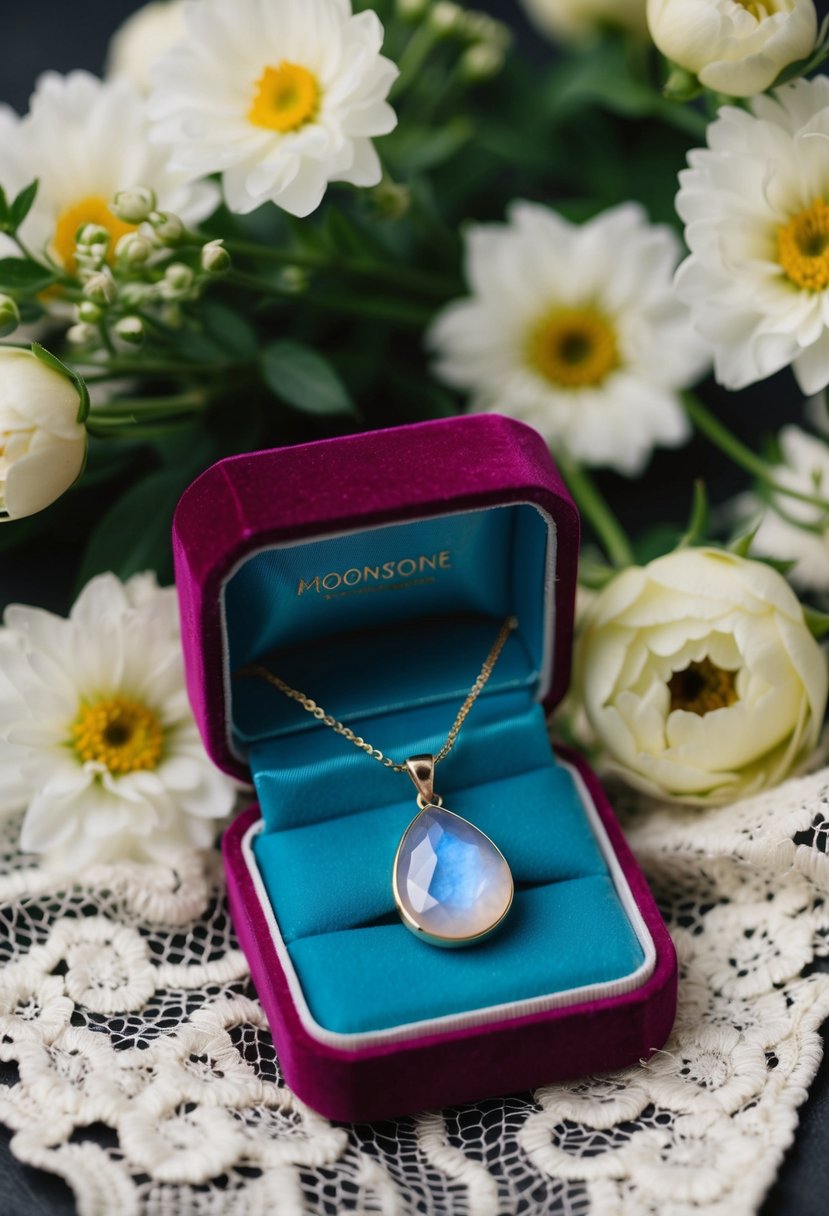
[392,756,514,947]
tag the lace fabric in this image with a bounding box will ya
[2,768,829,1216]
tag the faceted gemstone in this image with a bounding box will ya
[393,805,513,945]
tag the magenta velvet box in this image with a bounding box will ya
[173,413,677,1122]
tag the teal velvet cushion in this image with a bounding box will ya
[251,699,645,1035]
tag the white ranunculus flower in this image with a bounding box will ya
[0,573,237,872]
[428,201,709,476]
[0,348,87,522]
[107,1,189,94]
[0,72,217,275]
[148,0,398,218]
[576,547,828,803]
[675,77,829,395]
[741,427,829,593]
[521,0,648,43]
[647,0,818,98]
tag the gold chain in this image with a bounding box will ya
[240,616,518,774]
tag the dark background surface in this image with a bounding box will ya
[0,2,827,1212]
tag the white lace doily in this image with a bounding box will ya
[2,768,829,1216]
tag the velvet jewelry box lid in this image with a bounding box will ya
[172,414,677,1122]
[173,413,580,782]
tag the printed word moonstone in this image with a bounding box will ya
[394,807,513,945]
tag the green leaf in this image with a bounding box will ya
[803,604,829,640]
[31,343,90,423]
[200,298,258,360]
[0,258,57,294]
[770,27,829,88]
[385,119,476,174]
[76,466,194,587]
[261,340,355,416]
[10,180,39,230]
[730,524,761,559]
[0,186,10,232]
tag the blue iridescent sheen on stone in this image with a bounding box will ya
[394,805,513,944]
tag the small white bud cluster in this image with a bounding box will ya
[414,2,509,81]
[458,9,511,80]
[67,184,232,353]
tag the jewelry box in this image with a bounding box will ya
[173,413,677,1121]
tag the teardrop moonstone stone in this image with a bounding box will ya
[393,805,513,946]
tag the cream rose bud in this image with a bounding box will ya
[576,548,828,804]
[647,0,818,98]
[0,348,88,521]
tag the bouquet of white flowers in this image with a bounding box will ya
[2,0,829,845]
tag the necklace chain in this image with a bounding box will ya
[240,616,517,774]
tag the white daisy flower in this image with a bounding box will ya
[521,0,648,45]
[0,572,237,872]
[147,0,399,218]
[741,426,829,593]
[107,1,190,95]
[676,77,829,396]
[0,72,217,276]
[428,201,708,476]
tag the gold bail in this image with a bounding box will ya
[406,754,438,808]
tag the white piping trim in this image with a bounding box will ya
[218,503,557,766]
[238,759,657,1052]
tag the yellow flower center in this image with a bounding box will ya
[668,658,739,717]
[527,307,619,389]
[248,62,320,133]
[777,200,829,292]
[70,696,164,776]
[52,196,136,275]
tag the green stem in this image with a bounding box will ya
[226,238,456,300]
[390,22,441,99]
[76,359,234,382]
[556,450,635,569]
[89,389,210,422]
[228,271,434,328]
[683,393,829,512]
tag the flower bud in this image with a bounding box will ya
[119,282,155,308]
[162,262,195,297]
[0,348,88,521]
[66,323,99,346]
[115,231,154,265]
[279,266,310,294]
[83,270,118,306]
[647,0,819,97]
[460,42,506,82]
[114,316,145,346]
[76,223,111,250]
[76,300,103,325]
[371,179,412,221]
[461,13,511,50]
[200,239,231,275]
[396,0,429,19]
[149,210,184,244]
[429,2,464,35]
[0,294,20,338]
[111,186,157,225]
